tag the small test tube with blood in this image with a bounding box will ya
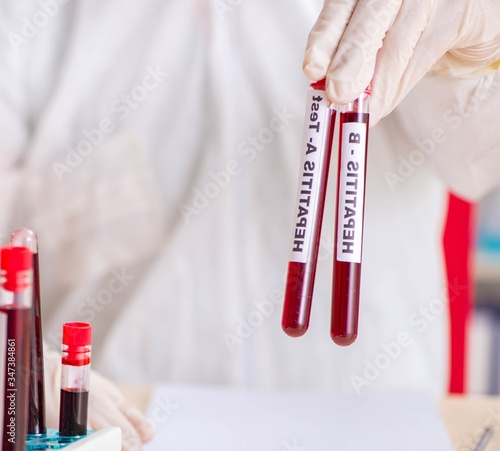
[0,246,33,451]
[331,87,370,346]
[282,79,336,337]
[59,322,92,439]
[10,228,46,438]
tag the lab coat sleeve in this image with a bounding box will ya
[0,1,80,237]
[392,71,500,201]
[0,4,36,239]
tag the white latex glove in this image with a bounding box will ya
[303,0,500,125]
[44,345,155,450]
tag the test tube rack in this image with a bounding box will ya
[25,427,121,450]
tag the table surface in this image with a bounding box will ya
[122,386,500,451]
[440,395,500,450]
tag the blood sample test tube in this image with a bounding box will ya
[10,228,46,438]
[0,246,33,451]
[58,322,92,438]
[331,87,370,346]
[282,79,336,337]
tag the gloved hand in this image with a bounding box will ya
[44,345,155,450]
[303,0,500,125]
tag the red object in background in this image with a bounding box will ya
[443,193,474,394]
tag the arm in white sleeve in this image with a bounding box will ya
[391,71,500,201]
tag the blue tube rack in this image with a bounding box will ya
[26,428,95,450]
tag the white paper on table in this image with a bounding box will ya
[144,385,453,451]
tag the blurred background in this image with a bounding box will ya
[471,186,500,394]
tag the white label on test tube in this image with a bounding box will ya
[290,90,331,264]
[336,122,367,263]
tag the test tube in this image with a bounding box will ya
[10,228,46,438]
[282,79,336,337]
[331,87,370,346]
[0,246,33,451]
[58,322,92,438]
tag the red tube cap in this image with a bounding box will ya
[62,322,92,366]
[1,246,32,292]
[63,322,92,347]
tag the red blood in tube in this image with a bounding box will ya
[1,306,30,451]
[59,322,91,438]
[282,106,336,337]
[9,229,47,436]
[28,252,46,436]
[283,261,309,337]
[59,389,89,437]
[331,111,369,346]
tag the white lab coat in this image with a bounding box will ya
[0,0,499,395]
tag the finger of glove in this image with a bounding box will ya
[89,372,155,443]
[90,370,127,403]
[371,0,458,124]
[88,398,144,451]
[450,0,500,66]
[326,0,402,105]
[303,0,358,81]
[426,0,500,78]
[432,52,500,79]
[368,0,435,125]
[122,402,156,443]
